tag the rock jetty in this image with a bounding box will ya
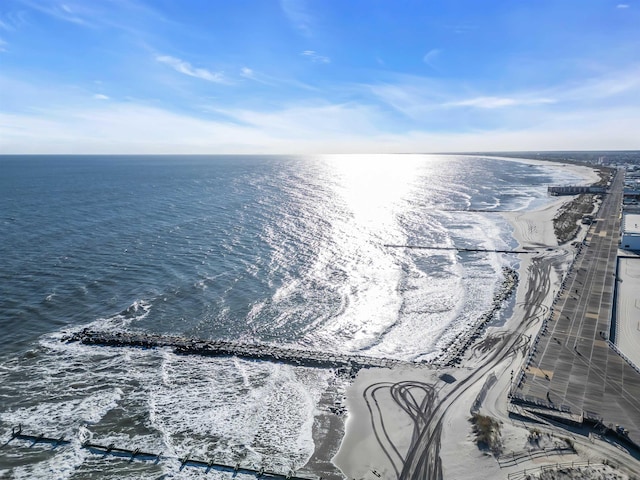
[439,266,519,365]
[63,329,419,372]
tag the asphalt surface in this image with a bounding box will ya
[516,170,640,446]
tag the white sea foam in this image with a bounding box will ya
[101,299,152,329]
[1,379,124,479]
[146,354,329,470]
[10,442,88,480]
[3,332,330,478]
[0,388,122,432]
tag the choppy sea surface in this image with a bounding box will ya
[0,154,585,478]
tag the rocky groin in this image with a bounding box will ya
[63,329,420,373]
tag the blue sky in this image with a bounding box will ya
[1,0,639,153]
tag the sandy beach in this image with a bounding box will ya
[328,161,632,480]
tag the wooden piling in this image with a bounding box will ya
[6,427,316,479]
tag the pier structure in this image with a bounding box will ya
[384,244,533,254]
[63,329,421,371]
[547,185,607,196]
[6,425,314,479]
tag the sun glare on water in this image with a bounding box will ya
[302,154,434,352]
[323,154,425,229]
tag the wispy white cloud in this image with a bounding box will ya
[156,55,227,83]
[0,102,361,154]
[20,0,92,26]
[557,66,640,102]
[391,108,640,151]
[14,0,172,38]
[446,24,477,35]
[2,99,638,154]
[617,4,630,8]
[368,65,640,122]
[0,37,7,52]
[422,49,441,68]
[236,67,315,90]
[445,96,555,109]
[237,66,278,86]
[0,10,29,31]
[280,0,313,36]
[2,57,640,154]
[367,77,449,118]
[214,102,380,137]
[301,50,330,64]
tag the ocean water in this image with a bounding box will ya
[0,154,585,478]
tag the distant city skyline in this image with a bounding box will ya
[1,0,639,154]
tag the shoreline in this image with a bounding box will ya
[324,159,601,479]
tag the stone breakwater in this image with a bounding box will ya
[62,329,423,373]
[439,266,519,366]
[62,265,517,372]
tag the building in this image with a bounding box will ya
[547,185,607,196]
[623,169,640,212]
[621,213,640,251]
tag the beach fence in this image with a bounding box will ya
[498,445,576,468]
[506,460,606,480]
[5,425,317,479]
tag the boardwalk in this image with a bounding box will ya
[515,170,640,447]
